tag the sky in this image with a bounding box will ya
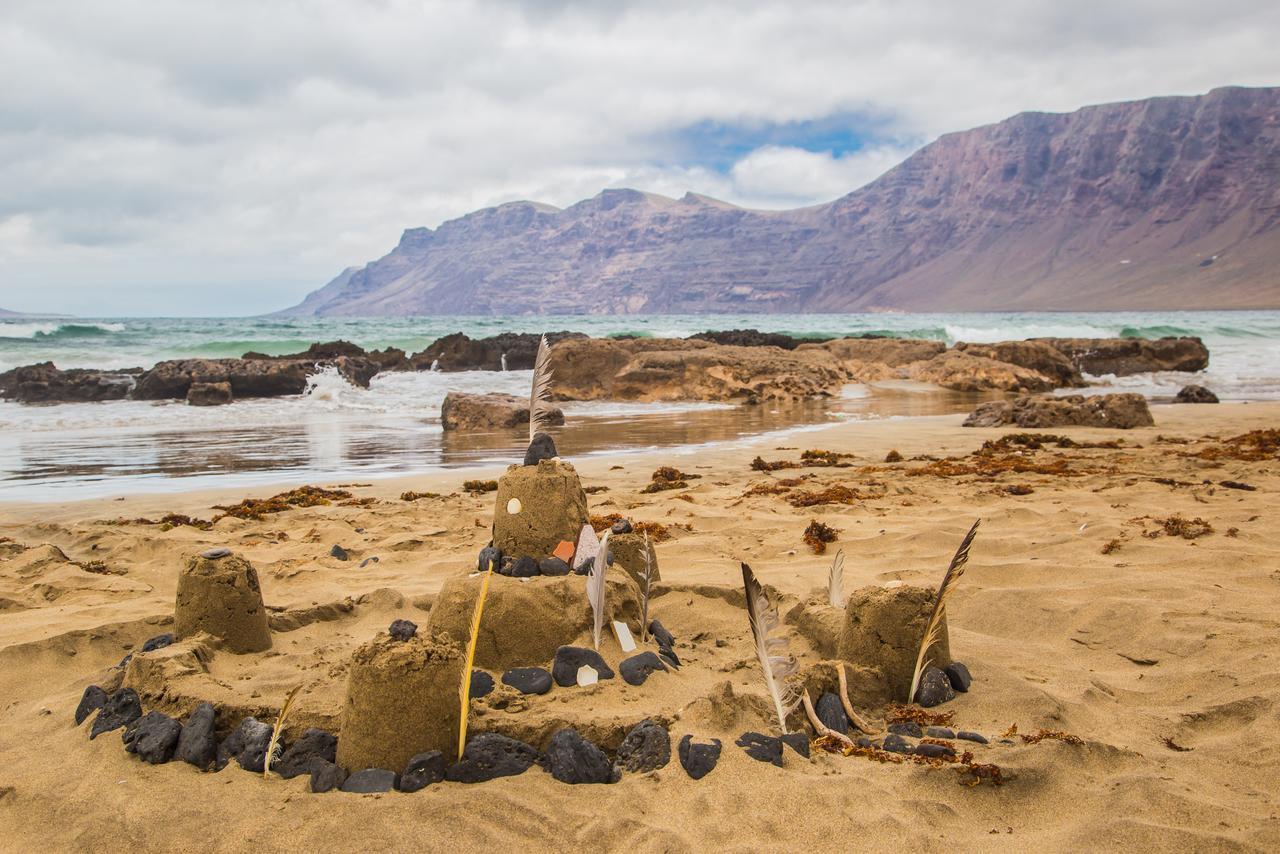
[0,0,1277,317]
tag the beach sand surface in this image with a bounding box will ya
[1,404,1278,852]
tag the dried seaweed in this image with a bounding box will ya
[887,704,956,727]
[802,520,839,554]
[1101,538,1122,555]
[588,514,689,543]
[800,449,855,467]
[125,513,215,531]
[462,480,498,494]
[787,485,868,507]
[212,486,352,521]
[1161,736,1193,752]
[751,456,799,472]
[1186,429,1280,461]
[812,735,1004,786]
[1019,729,1084,746]
[400,491,441,501]
[338,497,377,507]
[884,449,904,463]
[1138,514,1214,540]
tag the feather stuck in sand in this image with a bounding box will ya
[741,562,799,733]
[907,520,980,703]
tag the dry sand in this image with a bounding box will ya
[1,403,1278,852]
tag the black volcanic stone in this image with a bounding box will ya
[914,667,956,708]
[341,768,397,793]
[736,732,784,767]
[309,758,346,793]
[502,667,553,695]
[881,733,913,754]
[89,688,141,739]
[957,731,989,745]
[815,692,850,735]
[507,556,539,578]
[388,619,418,642]
[780,732,810,759]
[1176,384,1219,404]
[75,685,108,726]
[140,633,174,653]
[524,433,557,466]
[647,620,674,649]
[359,557,379,568]
[273,728,337,779]
[551,646,614,687]
[478,545,502,573]
[678,735,720,780]
[943,661,972,693]
[470,670,495,699]
[446,733,541,784]
[538,557,571,576]
[399,750,446,793]
[216,716,272,772]
[619,651,667,686]
[925,726,956,740]
[617,720,670,773]
[329,544,349,561]
[610,519,633,534]
[175,702,218,770]
[657,645,681,669]
[544,728,616,784]
[888,721,922,738]
[123,711,181,764]
[914,742,956,759]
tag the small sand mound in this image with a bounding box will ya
[174,552,272,654]
[607,532,660,586]
[427,572,640,671]
[837,585,950,701]
[492,459,589,560]
[335,632,464,773]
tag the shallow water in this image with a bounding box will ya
[3,310,1277,499]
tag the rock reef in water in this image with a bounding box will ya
[963,393,1155,429]
[441,391,564,431]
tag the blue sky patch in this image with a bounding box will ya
[663,110,896,171]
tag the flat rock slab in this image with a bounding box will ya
[552,647,614,687]
[502,667,553,695]
[678,735,721,780]
[341,768,398,793]
[309,759,347,793]
[736,732,784,767]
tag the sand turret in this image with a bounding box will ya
[174,550,272,654]
[492,458,589,560]
[837,585,950,696]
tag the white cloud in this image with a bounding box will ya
[0,0,1276,314]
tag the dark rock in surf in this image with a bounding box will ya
[1176,384,1219,403]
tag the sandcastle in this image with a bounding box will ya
[335,632,464,773]
[491,456,589,561]
[173,549,271,653]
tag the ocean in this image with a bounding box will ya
[3,311,1278,500]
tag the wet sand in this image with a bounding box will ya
[1,402,1278,851]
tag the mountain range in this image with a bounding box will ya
[283,85,1280,316]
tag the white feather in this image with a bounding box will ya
[742,562,799,733]
[588,531,610,650]
[528,334,556,442]
[827,549,845,608]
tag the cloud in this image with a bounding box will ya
[0,0,1276,314]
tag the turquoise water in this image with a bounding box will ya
[2,311,1278,499]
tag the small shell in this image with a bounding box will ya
[576,665,598,687]
[507,498,522,515]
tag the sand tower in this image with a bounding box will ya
[837,585,950,696]
[606,531,660,587]
[491,458,589,561]
[335,631,464,772]
[174,550,272,653]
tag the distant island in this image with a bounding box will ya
[280,85,1280,317]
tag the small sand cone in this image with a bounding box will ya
[607,532,660,587]
[492,459,589,559]
[837,585,950,698]
[335,632,465,772]
[174,551,272,654]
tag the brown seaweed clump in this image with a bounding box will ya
[463,480,499,494]
[886,704,956,728]
[589,514,689,543]
[640,465,701,493]
[335,632,464,773]
[787,484,883,508]
[212,486,352,521]
[803,520,839,554]
[125,513,214,531]
[1185,429,1280,462]
[1149,515,1215,539]
[884,449,904,463]
[400,491,441,501]
[800,449,855,467]
[751,456,800,472]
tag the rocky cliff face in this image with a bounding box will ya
[284,86,1280,316]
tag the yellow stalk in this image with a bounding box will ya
[457,560,494,760]
[263,684,301,779]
